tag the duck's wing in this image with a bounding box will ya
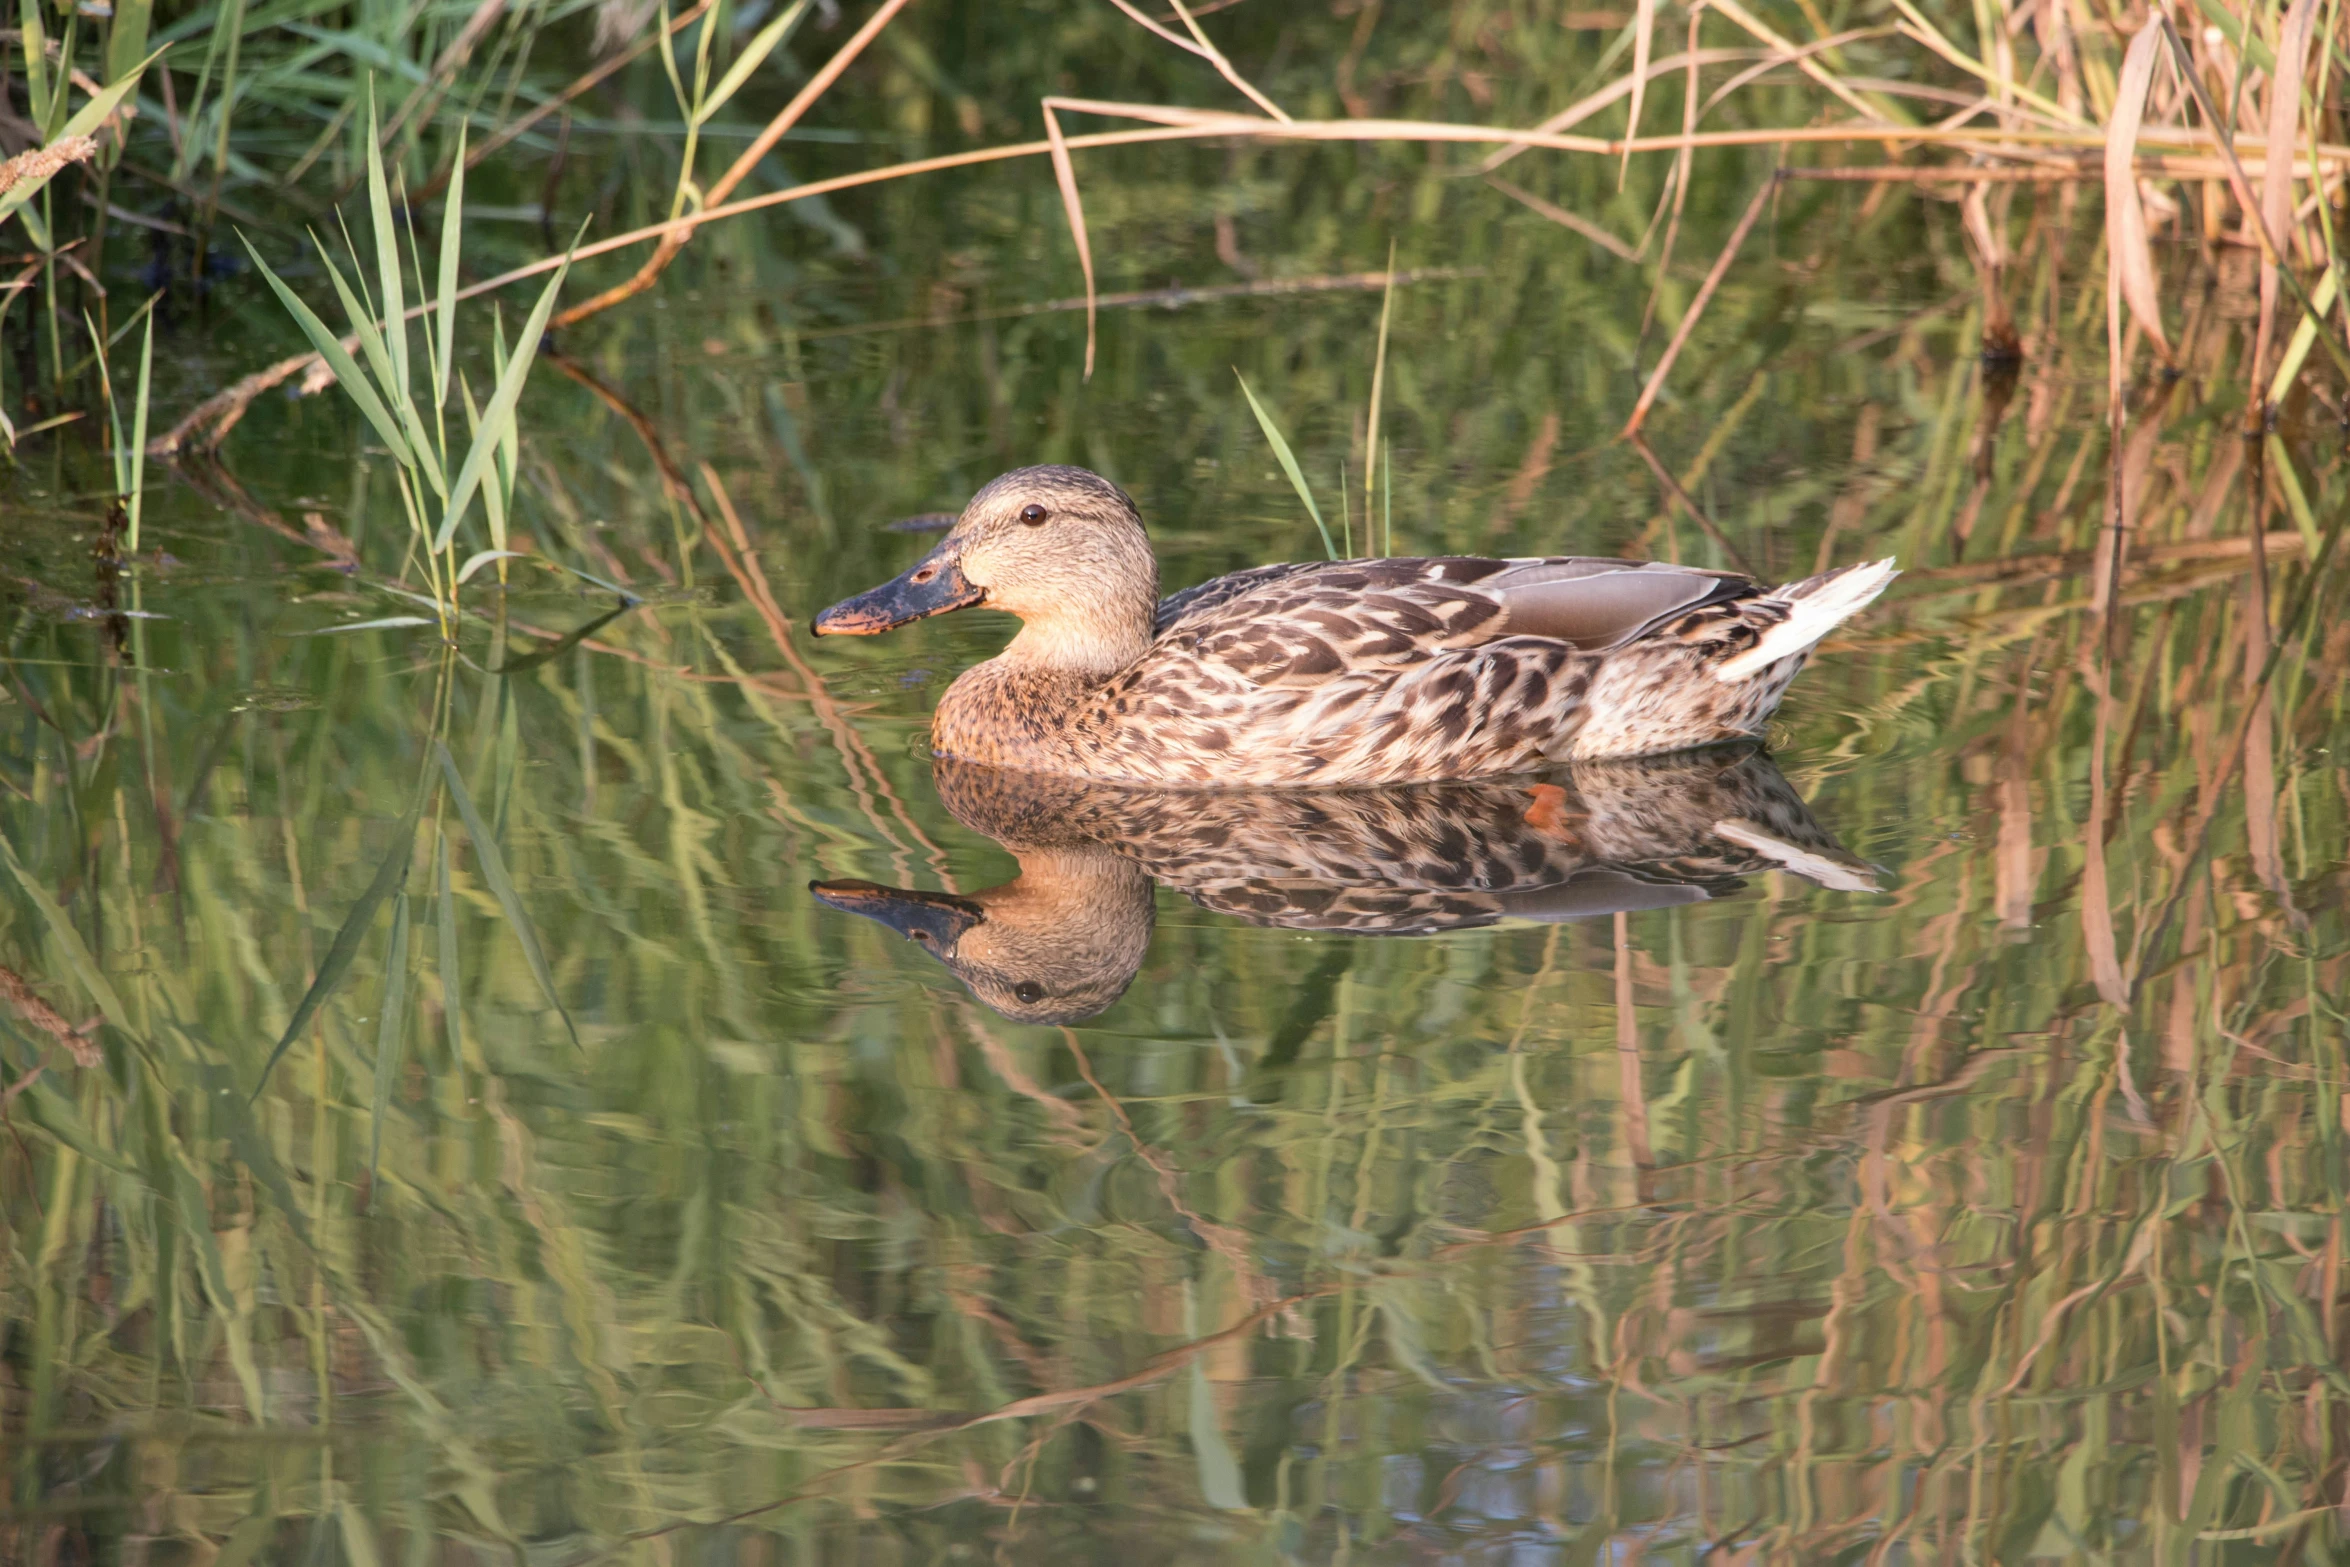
[1153,557,1756,687]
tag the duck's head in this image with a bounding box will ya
[812,465,1159,675]
[811,845,1154,1025]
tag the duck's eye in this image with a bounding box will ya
[1019,504,1049,526]
[1012,980,1046,1004]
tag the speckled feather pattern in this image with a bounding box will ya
[933,555,1846,786]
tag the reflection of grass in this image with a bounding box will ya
[2,2,2349,1561]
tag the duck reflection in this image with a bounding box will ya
[812,744,1876,1025]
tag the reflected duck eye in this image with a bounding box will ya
[1019,504,1049,526]
[1013,980,1046,1004]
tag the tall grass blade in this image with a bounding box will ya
[86,310,130,501]
[362,86,411,407]
[699,0,814,123]
[1339,462,1351,557]
[434,742,578,1049]
[251,806,419,1098]
[104,0,154,94]
[1382,442,1392,558]
[2103,23,2171,369]
[2269,266,2339,405]
[240,235,417,468]
[316,232,446,496]
[127,308,153,552]
[431,231,578,552]
[457,370,509,559]
[1235,370,1334,559]
[365,890,411,1201]
[434,126,465,415]
[1365,241,1396,551]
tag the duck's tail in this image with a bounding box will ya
[1716,558,1898,684]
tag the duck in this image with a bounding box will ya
[811,465,1896,787]
[811,746,1878,1025]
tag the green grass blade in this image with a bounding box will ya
[84,309,129,500]
[457,367,508,554]
[365,889,411,1201]
[104,0,154,93]
[362,85,410,412]
[1339,462,1351,558]
[434,741,578,1049]
[250,806,418,1098]
[432,229,577,552]
[698,0,813,123]
[239,233,416,469]
[434,125,466,415]
[127,307,153,552]
[1235,370,1334,559]
[315,234,445,497]
[1365,238,1396,551]
[0,826,139,1045]
[435,832,462,1067]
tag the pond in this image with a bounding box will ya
[3,3,2349,1560]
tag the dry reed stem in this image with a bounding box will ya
[1624,0,1659,189]
[1623,176,1774,438]
[1701,0,1892,123]
[548,0,915,329]
[161,107,2350,451]
[1162,0,1291,122]
[1041,99,1097,377]
[2104,21,2172,368]
[1484,176,1639,259]
[1480,45,1824,175]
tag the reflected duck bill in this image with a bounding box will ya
[809,879,985,948]
[811,547,984,635]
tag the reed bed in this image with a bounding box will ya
[2,0,2348,1561]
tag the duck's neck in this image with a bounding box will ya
[997,601,1155,679]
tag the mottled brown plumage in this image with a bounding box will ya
[813,747,1879,1024]
[813,465,1896,787]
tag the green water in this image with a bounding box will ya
[5,10,2350,1561]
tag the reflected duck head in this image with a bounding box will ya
[812,466,1160,675]
[811,846,1154,1025]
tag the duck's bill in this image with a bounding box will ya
[810,879,985,948]
[811,551,983,635]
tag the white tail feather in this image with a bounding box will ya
[1715,557,1899,683]
[1711,819,1883,892]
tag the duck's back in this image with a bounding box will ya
[1050,556,1763,786]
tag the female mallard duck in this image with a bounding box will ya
[813,465,1895,787]
[812,747,1877,1024]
